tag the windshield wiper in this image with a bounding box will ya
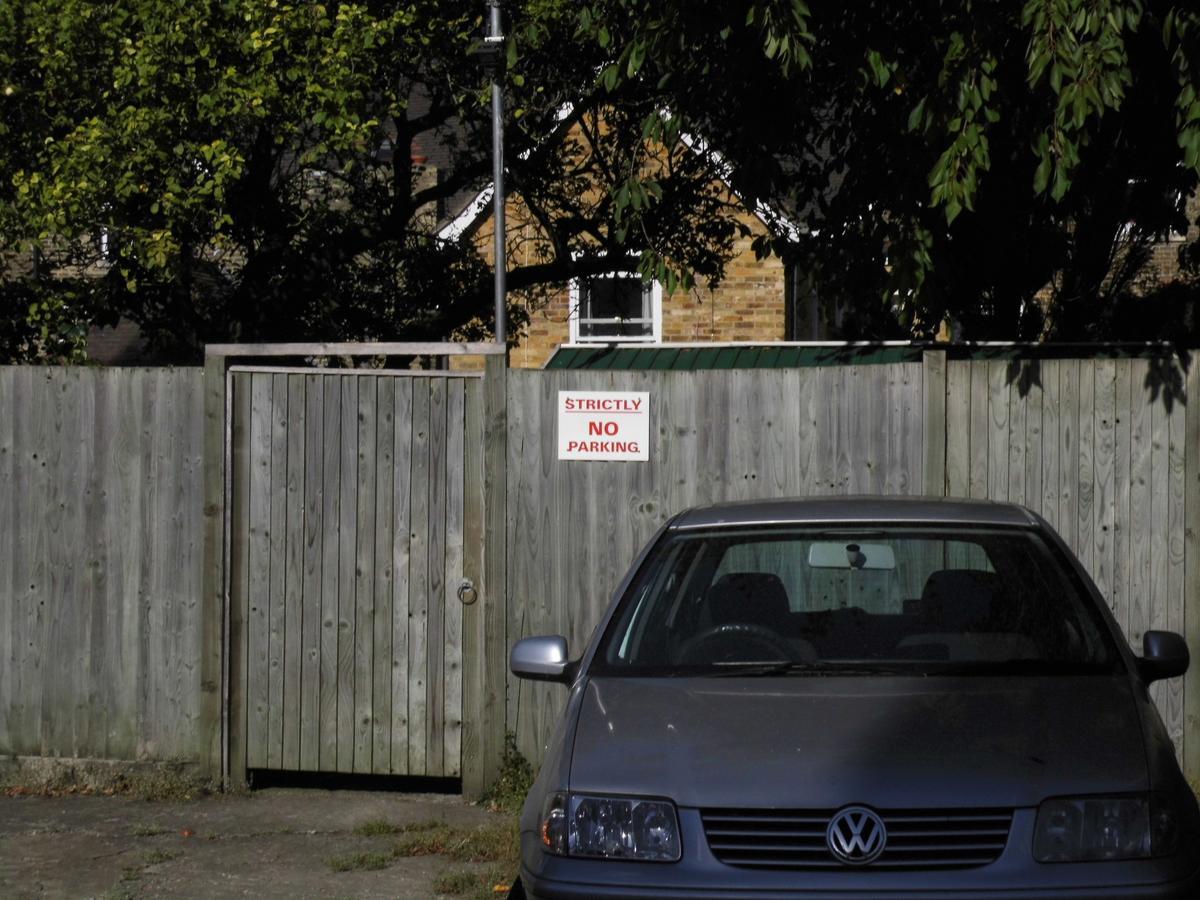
[929,659,1114,676]
[706,661,916,677]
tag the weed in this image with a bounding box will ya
[327,850,392,873]
[432,868,480,894]
[353,818,405,836]
[481,732,534,815]
[0,760,214,800]
[392,819,517,864]
[432,862,518,899]
[99,888,137,900]
[142,848,178,866]
[131,824,170,837]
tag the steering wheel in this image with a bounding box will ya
[677,622,806,665]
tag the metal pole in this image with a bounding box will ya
[488,0,506,345]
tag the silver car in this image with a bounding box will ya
[509,497,1200,899]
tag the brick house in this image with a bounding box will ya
[438,133,806,369]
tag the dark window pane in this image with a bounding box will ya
[578,277,651,338]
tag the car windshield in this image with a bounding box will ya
[593,525,1121,676]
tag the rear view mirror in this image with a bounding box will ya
[511,635,574,684]
[1138,631,1189,684]
[807,541,896,570]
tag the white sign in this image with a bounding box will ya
[557,390,650,461]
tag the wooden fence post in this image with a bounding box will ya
[462,352,508,798]
[923,349,948,498]
[201,351,230,784]
[1184,358,1200,786]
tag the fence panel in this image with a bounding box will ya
[505,365,927,758]
[944,358,1190,760]
[0,366,206,764]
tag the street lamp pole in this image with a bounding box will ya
[486,0,506,345]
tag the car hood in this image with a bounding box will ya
[568,675,1147,809]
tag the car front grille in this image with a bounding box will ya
[701,807,1013,870]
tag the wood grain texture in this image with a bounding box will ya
[1040,362,1062,532]
[299,375,324,772]
[443,380,467,777]
[1092,361,1116,608]
[391,379,414,774]
[1148,384,1172,718]
[336,376,359,770]
[968,363,989,499]
[425,377,449,777]
[987,361,1009,502]
[353,377,378,773]
[246,374,273,769]
[0,368,206,766]
[922,351,947,496]
[317,376,342,771]
[1076,363,1096,577]
[228,373,252,780]
[266,374,288,770]
[372,378,396,774]
[460,378,487,796]
[282,375,306,771]
[1111,363,1133,641]
[1166,386,1186,750]
[1184,359,1200,782]
[945,362,970,498]
[407,379,431,775]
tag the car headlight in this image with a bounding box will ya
[1033,794,1179,862]
[539,792,681,862]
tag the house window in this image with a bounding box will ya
[569,272,662,343]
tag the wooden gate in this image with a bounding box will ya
[227,367,483,778]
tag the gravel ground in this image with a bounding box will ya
[0,787,513,899]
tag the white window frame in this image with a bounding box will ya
[567,270,663,344]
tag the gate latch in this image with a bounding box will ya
[457,578,478,605]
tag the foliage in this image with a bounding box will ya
[0,0,753,362]
[8,1,1200,354]
[481,731,534,816]
[576,0,1200,340]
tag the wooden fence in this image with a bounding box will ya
[2,349,1198,791]
[0,367,216,768]
[504,354,1199,781]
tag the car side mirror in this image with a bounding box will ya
[511,635,575,684]
[1138,630,1189,684]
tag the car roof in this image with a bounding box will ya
[671,496,1039,530]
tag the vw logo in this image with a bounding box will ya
[826,806,887,865]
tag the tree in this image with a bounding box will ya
[0,0,745,362]
[577,0,1200,341]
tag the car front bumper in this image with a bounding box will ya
[519,809,1200,900]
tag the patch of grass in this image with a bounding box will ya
[432,862,518,899]
[131,823,170,837]
[353,818,406,837]
[394,817,521,898]
[392,819,517,864]
[481,732,534,815]
[327,850,392,873]
[432,868,481,894]
[99,888,137,900]
[0,760,214,800]
[142,848,179,866]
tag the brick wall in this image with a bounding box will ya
[483,205,788,369]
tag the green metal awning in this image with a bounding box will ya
[544,344,925,370]
[543,342,1182,370]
